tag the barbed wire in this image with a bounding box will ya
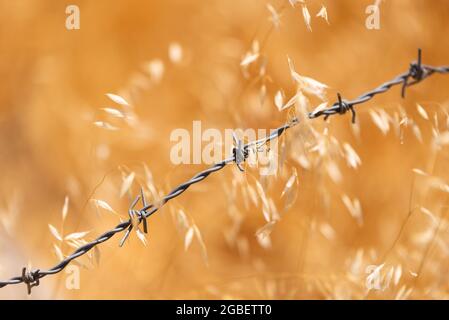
[0,49,448,294]
[0,119,297,292]
[309,49,449,122]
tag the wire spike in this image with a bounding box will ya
[232,131,246,172]
[21,267,40,295]
[1,49,448,293]
[402,48,425,98]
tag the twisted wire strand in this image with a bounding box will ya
[0,120,296,291]
[309,50,449,121]
[1,50,448,294]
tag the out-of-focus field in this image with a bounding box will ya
[1,0,449,299]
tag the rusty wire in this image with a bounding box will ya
[0,49,448,294]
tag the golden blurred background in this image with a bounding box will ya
[0,0,449,299]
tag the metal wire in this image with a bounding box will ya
[309,49,449,121]
[0,119,297,292]
[0,49,448,294]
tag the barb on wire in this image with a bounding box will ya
[0,117,298,294]
[328,93,356,123]
[402,48,424,98]
[309,49,449,122]
[232,132,247,172]
[21,268,40,295]
[0,49,448,294]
